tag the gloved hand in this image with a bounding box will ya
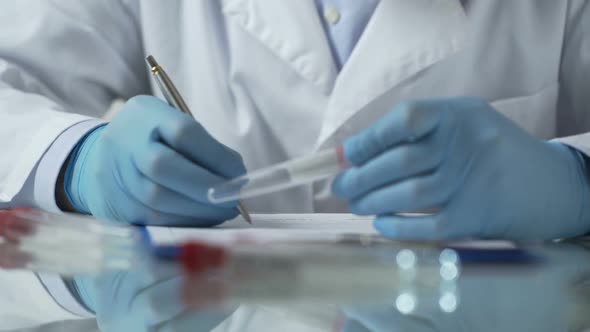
[73,263,234,332]
[333,97,590,240]
[64,96,244,226]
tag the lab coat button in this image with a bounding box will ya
[324,6,341,25]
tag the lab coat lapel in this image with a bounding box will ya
[316,0,468,147]
[222,0,338,93]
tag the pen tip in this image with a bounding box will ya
[238,204,252,225]
[244,213,252,224]
[146,55,158,68]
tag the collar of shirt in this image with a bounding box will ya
[315,0,380,71]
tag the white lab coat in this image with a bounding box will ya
[0,0,590,330]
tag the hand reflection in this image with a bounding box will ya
[339,244,590,332]
[75,260,236,332]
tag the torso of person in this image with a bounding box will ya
[128,0,582,213]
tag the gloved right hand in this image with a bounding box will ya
[73,260,235,332]
[63,95,245,226]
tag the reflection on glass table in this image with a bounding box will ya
[47,237,590,332]
[177,241,460,310]
[7,208,590,331]
[339,242,590,332]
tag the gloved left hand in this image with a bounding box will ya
[333,97,590,240]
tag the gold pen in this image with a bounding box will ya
[145,55,252,224]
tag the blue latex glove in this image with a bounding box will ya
[333,97,590,240]
[65,96,244,226]
[73,263,234,332]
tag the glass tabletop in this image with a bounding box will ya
[139,240,590,331]
[330,241,590,332]
[77,239,590,332]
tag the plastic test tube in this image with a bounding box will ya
[208,146,350,203]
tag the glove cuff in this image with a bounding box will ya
[64,125,107,214]
[546,141,590,228]
[69,276,97,314]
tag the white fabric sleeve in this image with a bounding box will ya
[0,122,104,330]
[2,120,106,211]
[33,122,107,319]
[0,0,147,204]
[33,120,107,212]
[0,1,146,329]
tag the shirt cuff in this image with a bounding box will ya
[550,138,590,238]
[33,120,107,318]
[36,273,94,318]
[33,119,107,213]
[551,136,590,176]
[552,133,590,159]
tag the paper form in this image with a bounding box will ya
[146,214,518,250]
[147,214,377,246]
